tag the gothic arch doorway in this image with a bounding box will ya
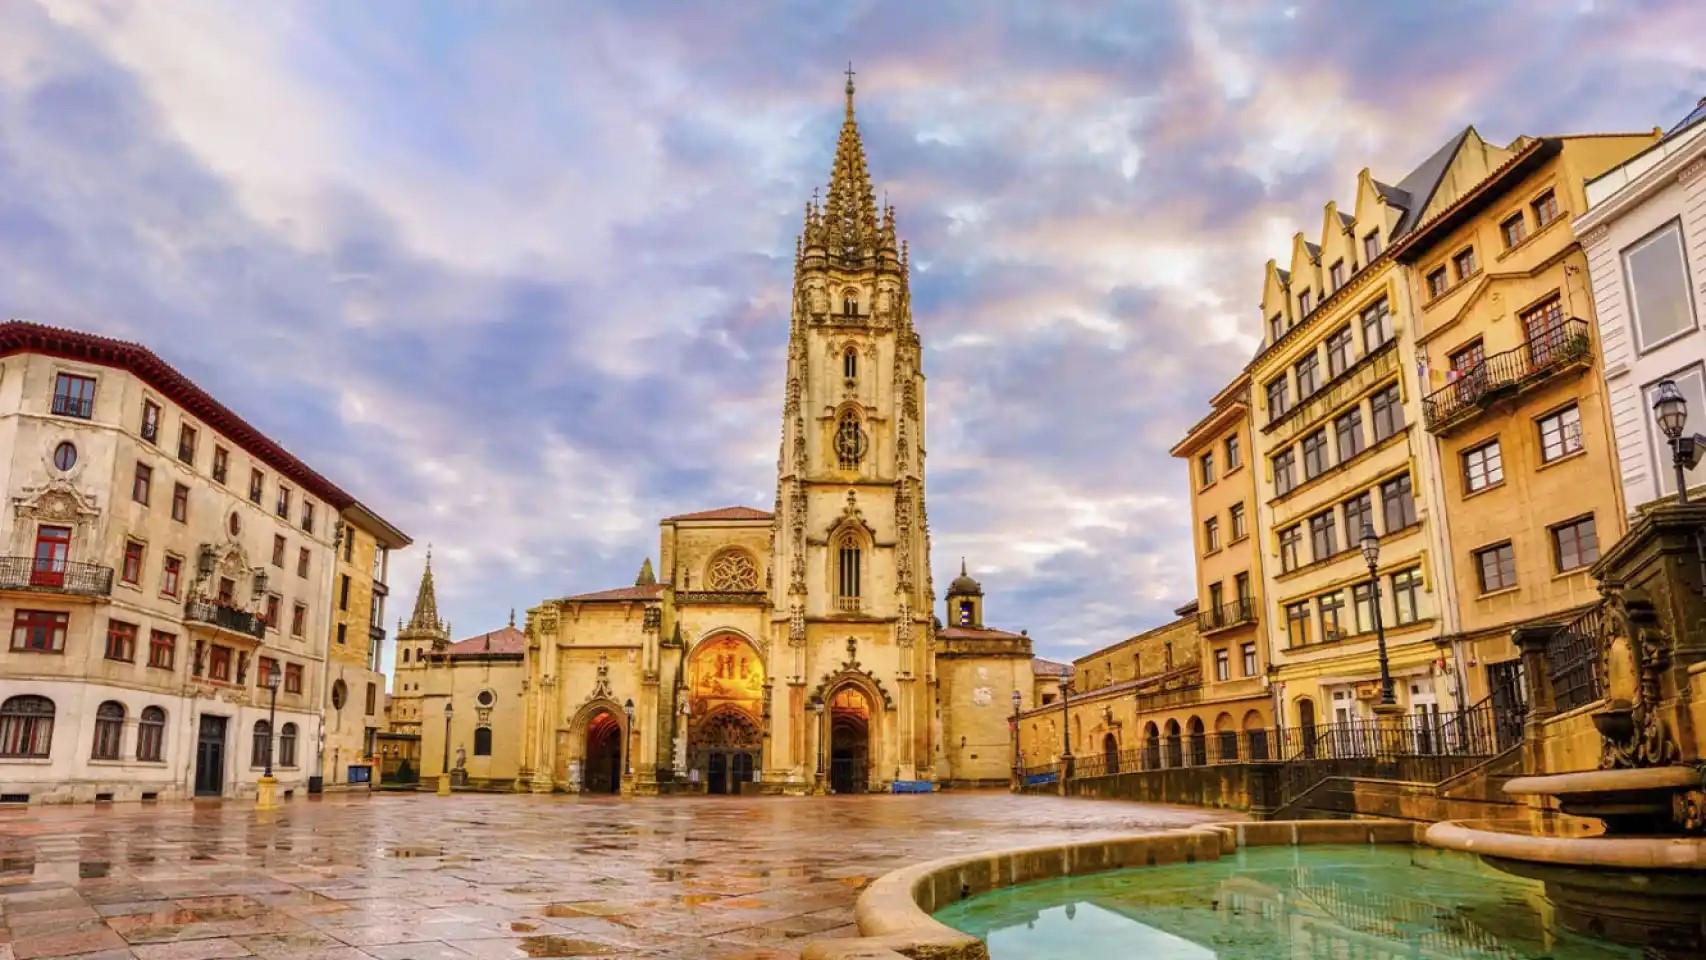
[686,632,766,793]
[584,710,623,794]
[828,686,872,794]
[691,707,762,796]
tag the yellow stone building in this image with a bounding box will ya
[389,78,1036,795]
[320,503,409,788]
[1392,131,1656,706]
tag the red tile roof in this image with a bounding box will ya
[1031,658,1073,677]
[0,321,354,507]
[445,625,526,657]
[561,582,667,603]
[939,625,1027,642]
[662,505,773,522]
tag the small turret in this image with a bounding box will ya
[946,557,984,628]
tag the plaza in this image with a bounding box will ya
[0,792,1226,960]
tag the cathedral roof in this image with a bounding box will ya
[445,625,526,658]
[662,505,773,522]
[1031,657,1073,677]
[561,582,667,603]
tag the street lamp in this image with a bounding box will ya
[1652,380,1704,504]
[809,700,825,794]
[437,701,454,796]
[1010,689,1023,783]
[263,669,281,777]
[622,698,635,779]
[1058,675,1072,759]
[1360,523,1398,710]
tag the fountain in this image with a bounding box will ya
[1425,504,1706,955]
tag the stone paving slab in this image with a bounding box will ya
[0,791,1229,959]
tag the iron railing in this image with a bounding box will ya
[50,393,93,418]
[1549,603,1606,713]
[1197,598,1256,633]
[184,600,266,640]
[0,556,114,596]
[1422,319,1591,433]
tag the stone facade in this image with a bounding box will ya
[321,504,409,789]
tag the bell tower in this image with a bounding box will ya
[771,69,935,787]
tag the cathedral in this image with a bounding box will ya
[389,76,1042,794]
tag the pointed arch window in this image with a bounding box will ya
[842,289,859,315]
[836,531,862,612]
[835,410,867,470]
[843,346,859,382]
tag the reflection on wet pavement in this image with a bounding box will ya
[0,792,1227,959]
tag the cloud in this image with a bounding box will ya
[1,0,1701,675]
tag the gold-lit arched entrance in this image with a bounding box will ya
[828,686,872,794]
[686,632,764,794]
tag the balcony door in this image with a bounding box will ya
[31,526,72,587]
[1522,297,1565,367]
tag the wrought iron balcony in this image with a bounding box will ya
[1422,319,1592,435]
[184,599,266,641]
[1197,598,1257,634]
[50,394,93,419]
[0,557,114,596]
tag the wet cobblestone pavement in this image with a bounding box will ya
[0,791,1230,959]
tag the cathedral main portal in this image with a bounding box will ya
[686,634,765,794]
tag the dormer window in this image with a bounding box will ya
[1269,314,1283,342]
[1298,289,1313,316]
[1362,231,1381,264]
[1329,260,1346,292]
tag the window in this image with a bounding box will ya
[212,445,229,484]
[1551,515,1600,572]
[842,290,858,315]
[1644,370,1706,496]
[1452,246,1478,280]
[1381,474,1417,531]
[336,623,347,647]
[1273,448,1297,496]
[340,574,351,611]
[1450,339,1486,379]
[209,645,232,682]
[1352,582,1376,634]
[1360,298,1393,349]
[148,630,175,669]
[1235,572,1252,604]
[1214,649,1230,682]
[252,720,272,769]
[1269,314,1284,343]
[1285,601,1311,648]
[258,656,279,689]
[1279,526,1302,573]
[177,424,197,464]
[1199,452,1214,486]
[105,620,137,662]
[1229,503,1247,540]
[366,682,378,715]
[132,462,152,505]
[1362,231,1381,264]
[170,483,189,523]
[302,500,315,534]
[1500,212,1527,249]
[1296,352,1320,397]
[272,535,286,568]
[291,603,307,638]
[276,485,291,519]
[1318,591,1345,641]
[217,576,234,605]
[91,701,124,760]
[0,696,55,758]
[52,441,77,471]
[1463,440,1504,492]
[122,540,144,585]
[1325,325,1353,377]
[1476,542,1518,593]
[1538,404,1583,462]
[1426,267,1449,299]
[1203,517,1220,553]
[1224,435,1241,470]
[264,594,281,632]
[843,347,858,381]
[161,555,182,598]
[1266,376,1290,419]
[1522,295,1570,366]
[1329,259,1346,291]
[137,706,165,762]
[249,469,264,504]
[1390,569,1423,624]
[331,679,347,708]
[474,726,494,757]
[1302,430,1329,480]
[836,533,862,607]
[1343,492,1374,543]
[285,663,304,694]
[31,524,70,587]
[298,547,310,579]
[1298,289,1313,316]
[141,399,160,441]
[343,528,355,562]
[1241,643,1257,676]
[1308,510,1337,560]
[1532,189,1559,228]
[1335,408,1365,461]
[1370,384,1404,441]
[52,373,96,419]
[279,723,298,767]
[11,610,68,652]
[834,410,866,469]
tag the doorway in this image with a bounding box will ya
[1409,680,1441,753]
[828,687,871,794]
[708,751,727,795]
[195,715,227,796]
[1297,698,1317,759]
[584,711,622,794]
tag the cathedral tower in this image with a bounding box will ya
[771,70,935,787]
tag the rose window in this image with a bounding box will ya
[708,551,760,591]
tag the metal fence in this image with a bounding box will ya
[1548,604,1606,713]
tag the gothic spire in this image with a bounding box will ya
[405,546,444,634]
[819,65,880,260]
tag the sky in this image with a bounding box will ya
[2,1,1702,670]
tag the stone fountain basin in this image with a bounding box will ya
[1424,819,1706,869]
[1503,766,1702,827]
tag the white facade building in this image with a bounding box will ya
[0,321,392,803]
[1577,98,1706,510]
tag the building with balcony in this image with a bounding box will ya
[1394,131,1657,706]
[322,502,411,791]
[1575,96,1706,511]
[0,321,404,803]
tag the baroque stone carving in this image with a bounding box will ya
[1598,592,1681,770]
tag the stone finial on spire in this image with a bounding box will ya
[844,61,856,116]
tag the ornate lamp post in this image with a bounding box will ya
[1360,524,1399,713]
[622,698,636,781]
[255,668,282,810]
[809,701,826,795]
[1652,380,1704,504]
[1010,689,1023,787]
[437,701,453,796]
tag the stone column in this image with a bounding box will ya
[1514,623,1561,777]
